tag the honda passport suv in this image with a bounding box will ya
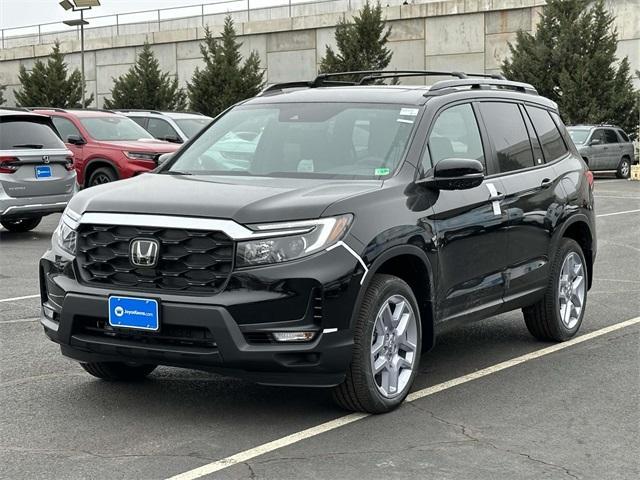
[31,108,179,187]
[1,109,76,232]
[39,71,596,413]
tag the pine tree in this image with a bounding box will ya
[15,41,93,108]
[503,0,639,135]
[188,16,264,117]
[104,42,187,110]
[319,2,392,81]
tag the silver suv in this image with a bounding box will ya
[115,110,212,144]
[567,124,635,178]
[0,109,77,232]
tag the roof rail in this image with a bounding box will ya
[114,108,163,115]
[26,107,67,113]
[427,78,538,96]
[0,107,31,112]
[76,108,116,114]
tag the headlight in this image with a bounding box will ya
[54,211,78,255]
[236,214,353,267]
[124,151,157,161]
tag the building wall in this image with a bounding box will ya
[0,0,638,108]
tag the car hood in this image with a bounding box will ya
[68,173,382,224]
[95,139,180,153]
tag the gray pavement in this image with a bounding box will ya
[1,177,639,480]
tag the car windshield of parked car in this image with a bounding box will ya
[567,128,590,145]
[166,103,418,179]
[175,118,212,139]
[80,116,156,141]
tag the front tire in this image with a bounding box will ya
[80,362,156,381]
[333,274,421,413]
[523,238,587,342]
[88,167,117,187]
[1,217,42,232]
[616,157,631,179]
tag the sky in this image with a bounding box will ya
[0,0,264,30]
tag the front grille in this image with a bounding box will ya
[74,316,217,349]
[76,224,234,293]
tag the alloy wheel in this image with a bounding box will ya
[557,252,586,329]
[370,294,418,398]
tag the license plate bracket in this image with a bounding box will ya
[108,296,159,331]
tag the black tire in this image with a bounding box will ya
[523,238,587,342]
[0,217,42,232]
[332,274,422,414]
[88,167,117,187]
[616,157,631,179]
[80,362,156,381]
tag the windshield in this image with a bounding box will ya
[175,117,212,139]
[567,128,590,145]
[166,103,418,179]
[80,116,155,141]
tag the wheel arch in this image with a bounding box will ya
[83,159,119,187]
[557,216,595,290]
[353,245,436,352]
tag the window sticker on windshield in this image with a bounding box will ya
[397,118,414,124]
[298,159,314,173]
[400,108,419,117]
[375,167,390,176]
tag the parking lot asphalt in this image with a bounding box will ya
[1,177,638,480]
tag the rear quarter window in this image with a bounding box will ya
[617,129,630,142]
[0,117,66,150]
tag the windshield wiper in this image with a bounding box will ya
[12,144,44,149]
[161,170,192,176]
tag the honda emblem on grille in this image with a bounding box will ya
[130,238,160,267]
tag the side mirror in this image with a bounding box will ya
[157,153,173,166]
[589,138,602,146]
[418,158,484,190]
[161,135,183,144]
[67,135,86,146]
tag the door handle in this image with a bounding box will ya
[541,178,552,188]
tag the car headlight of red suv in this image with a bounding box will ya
[124,151,158,161]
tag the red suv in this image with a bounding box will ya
[32,109,179,187]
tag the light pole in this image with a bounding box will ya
[60,0,100,108]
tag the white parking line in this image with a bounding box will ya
[596,209,640,218]
[0,294,39,303]
[595,195,640,200]
[0,317,38,324]
[165,316,640,480]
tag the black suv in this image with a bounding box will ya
[40,71,596,413]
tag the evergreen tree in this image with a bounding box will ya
[188,17,264,117]
[104,42,187,110]
[15,41,93,108]
[0,85,5,106]
[503,0,639,135]
[319,2,392,81]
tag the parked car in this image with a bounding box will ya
[0,109,76,232]
[116,110,213,144]
[31,108,180,187]
[40,71,596,413]
[566,124,634,178]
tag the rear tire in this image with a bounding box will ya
[0,217,42,232]
[523,238,587,342]
[80,362,156,381]
[332,274,422,414]
[616,157,631,179]
[88,167,117,187]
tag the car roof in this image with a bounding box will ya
[117,110,210,120]
[0,109,53,122]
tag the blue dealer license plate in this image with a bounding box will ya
[35,165,52,179]
[108,296,159,331]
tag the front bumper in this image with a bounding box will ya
[39,243,365,387]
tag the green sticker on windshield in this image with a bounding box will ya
[374,168,390,176]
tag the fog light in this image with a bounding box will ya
[272,331,317,342]
[43,303,56,320]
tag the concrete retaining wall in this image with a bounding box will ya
[0,0,637,107]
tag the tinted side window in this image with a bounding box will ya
[130,117,148,129]
[479,102,534,173]
[525,106,568,161]
[617,129,630,142]
[424,103,484,169]
[147,118,178,140]
[0,118,66,149]
[52,117,81,142]
[591,129,605,144]
[604,129,619,143]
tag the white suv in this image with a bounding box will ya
[116,110,212,144]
